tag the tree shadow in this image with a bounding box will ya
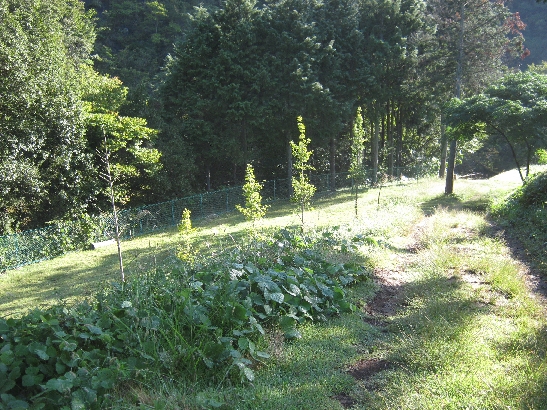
[0,233,186,318]
[420,193,490,216]
[355,272,530,403]
[492,323,547,408]
[357,253,547,407]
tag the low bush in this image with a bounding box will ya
[0,227,370,408]
[490,170,547,273]
[0,303,146,409]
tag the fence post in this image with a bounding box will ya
[200,194,204,218]
[226,188,229,213]
[273,179,276,201]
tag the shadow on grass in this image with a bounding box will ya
[358,273,492,402]
[494,323,547,409]
[0,234,183,318]
[420,193,490,216]
[357,264,547,408]
[0,199,305,319]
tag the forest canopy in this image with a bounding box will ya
[1,0,545,234]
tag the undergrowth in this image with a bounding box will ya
[0,227,371,409]
[2,172,546,409]
[490,170,547,274]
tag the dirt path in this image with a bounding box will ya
[335,217,428,408]
[336,211,547,408]
[366,214,547,317]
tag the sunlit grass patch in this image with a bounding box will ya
[1,171,547,409]
[353,195,547,409]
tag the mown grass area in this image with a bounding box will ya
[0,176,436,318]
[1,167,546,409]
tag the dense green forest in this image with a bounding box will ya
[1,0,546,234]
[510,0,547,67]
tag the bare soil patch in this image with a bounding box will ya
[333,392,356,409]
[343,217,427,404]
[347,358,393,380]
[365,269,405,318]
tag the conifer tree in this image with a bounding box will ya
[236,164,269,228]
[348,106,366,217]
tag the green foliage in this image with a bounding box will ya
[0,303,144,409]
[536,148,547,165]
[493,171,547,211]
[162,0,422,191]
[177,208,194,235]
[177,208,196,262]
[527,62,547,75]
[0,0,96,233]
[349,107,366,182]
[0,228,369,406]
[445,72,547,181]
[110,227,369,382]
[348,107,367,216]
[236,164,269,225]
[83,69,162,207]
[46,215,102,253]
[490,171,547,273]
[0,215,104,271]
[291,117,316,227]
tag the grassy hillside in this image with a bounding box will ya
[1,168,546,409]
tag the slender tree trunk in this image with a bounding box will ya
[396,106,403,177]
[439,117,447,178]
[525,141,532,178]
[387,101,394,178]
[103,135,124,282]
[380,114,386,160]
[492,124,525,182]
[109,175,124,283]
[446,3,465,195]
[372,116,379,185]
[287,135,293,197]
[206,166,211,192]
[242,118,248,166]
[445,139,457,194]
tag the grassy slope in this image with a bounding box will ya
[1,167,546,409]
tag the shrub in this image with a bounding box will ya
[0,228,371,406]
[0,303,146,409]
[236,164,269,227]
[492,171,547,215]
[291,116,316,227]
[490,171,547,274]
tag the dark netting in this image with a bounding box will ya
[0,169,422,271]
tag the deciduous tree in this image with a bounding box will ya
[445,72,547,182]
[0,0,95,232]
[291,116,316,228]
[426,0,528,194]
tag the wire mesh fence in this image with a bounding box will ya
[0,167,430,271]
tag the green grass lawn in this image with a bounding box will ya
[1,168,546,409]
